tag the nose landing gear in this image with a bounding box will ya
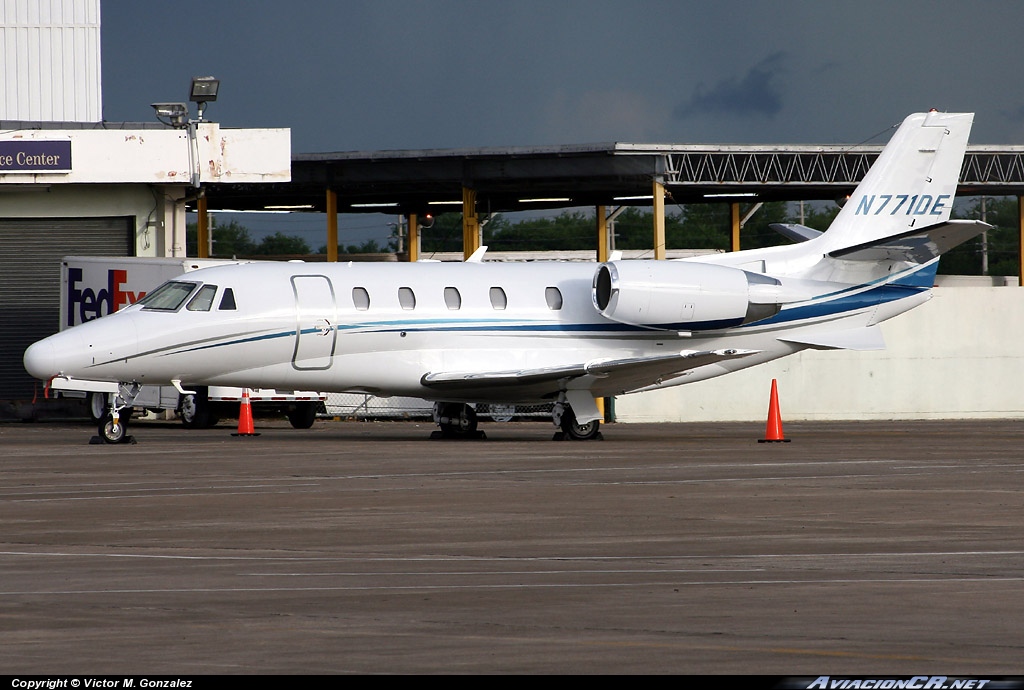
[91,382,141,444]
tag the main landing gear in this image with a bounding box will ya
[431,402,486,439]
[92,382,141,444]
[430,400,603,440]
[552,400,602,441]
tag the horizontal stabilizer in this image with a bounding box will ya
[769,222,823,243]
[828,220,990,264]
[779,325,885,351]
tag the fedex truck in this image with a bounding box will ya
[52,256,325,429]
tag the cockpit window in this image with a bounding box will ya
[139,281,198,311]
[218,287,236,310]
[186,284,218,312]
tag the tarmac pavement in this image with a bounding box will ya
[1,417,1022,675]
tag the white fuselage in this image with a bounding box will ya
[23,257,929,405]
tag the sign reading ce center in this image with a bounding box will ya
[0,140,72,173]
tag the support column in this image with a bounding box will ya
[730,202,741,252]
[196,194,209,258]
[595,204,608,421]
[652,180,666,260]
[407,213,419,262]
[462,186,480,260]
[1018,195,1023,287]
[326,189,338,262]
[158,186,187,258]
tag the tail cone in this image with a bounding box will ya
[758,379,790,443]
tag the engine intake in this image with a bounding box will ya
[592,260,783,330]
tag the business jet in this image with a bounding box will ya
[24,111,988,443]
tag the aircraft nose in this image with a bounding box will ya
[23,338,56,380]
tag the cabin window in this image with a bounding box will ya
[218,287,237,310]
[352,287,370,311]
[398,287,416,310]
[444,286,462,310]
[489,287,507,310]
[139,281,197,311]
[186,284,218,312]
[545,287,563,310]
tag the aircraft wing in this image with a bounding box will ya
[778,325,886,351]
[829,219,991,263]
[421,348,759,397]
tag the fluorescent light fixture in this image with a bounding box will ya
[703,192,758,198]
[264,204,314,210]
[351,202,400,208]
[427,200,463,206]
[204,209,290,214]
[613,195,654,201]
[518,197,571,203]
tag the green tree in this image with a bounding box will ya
[486,211,595,251]
[252,232,312,256]
[186,218,256,257]
[421,213,471,253]
[943,196,1020,277]
[797,203,841,232]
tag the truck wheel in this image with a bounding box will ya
[179,387,213,429]
[288,402,317,429]
[88,392,108,423]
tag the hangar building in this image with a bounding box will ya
[0,0,289,410]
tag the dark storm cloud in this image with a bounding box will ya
[1003,104,1024,123]
[674,52,787,120]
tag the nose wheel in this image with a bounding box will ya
[94,408,135,444]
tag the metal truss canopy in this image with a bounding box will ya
[202,143,1024,215]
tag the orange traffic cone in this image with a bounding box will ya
[232,388,260,437]
[758,379,790,443]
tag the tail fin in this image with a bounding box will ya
[819,111,973,255]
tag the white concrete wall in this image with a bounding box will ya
[0,124,291,257]
[0,124,290,185]
[615,286,1024,422]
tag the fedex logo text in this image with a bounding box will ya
[66,267,147,327]
[854,194,950,216]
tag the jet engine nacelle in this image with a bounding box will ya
[592,260,783,330]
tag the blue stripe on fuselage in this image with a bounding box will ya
[157,264,937,358]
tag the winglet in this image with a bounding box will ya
[466,246,489,262]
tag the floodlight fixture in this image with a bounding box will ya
[189,76,220,121]
[151,102,189,128]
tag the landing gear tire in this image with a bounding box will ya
[180,387,217,429]
[88,392,108,423]
[433,403,485,439]
[288,402,318,429]
[556,407,602,441]
[97,410,134,444]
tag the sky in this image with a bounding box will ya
[99,0,1024,245]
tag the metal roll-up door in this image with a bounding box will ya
[0,217,133,403]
